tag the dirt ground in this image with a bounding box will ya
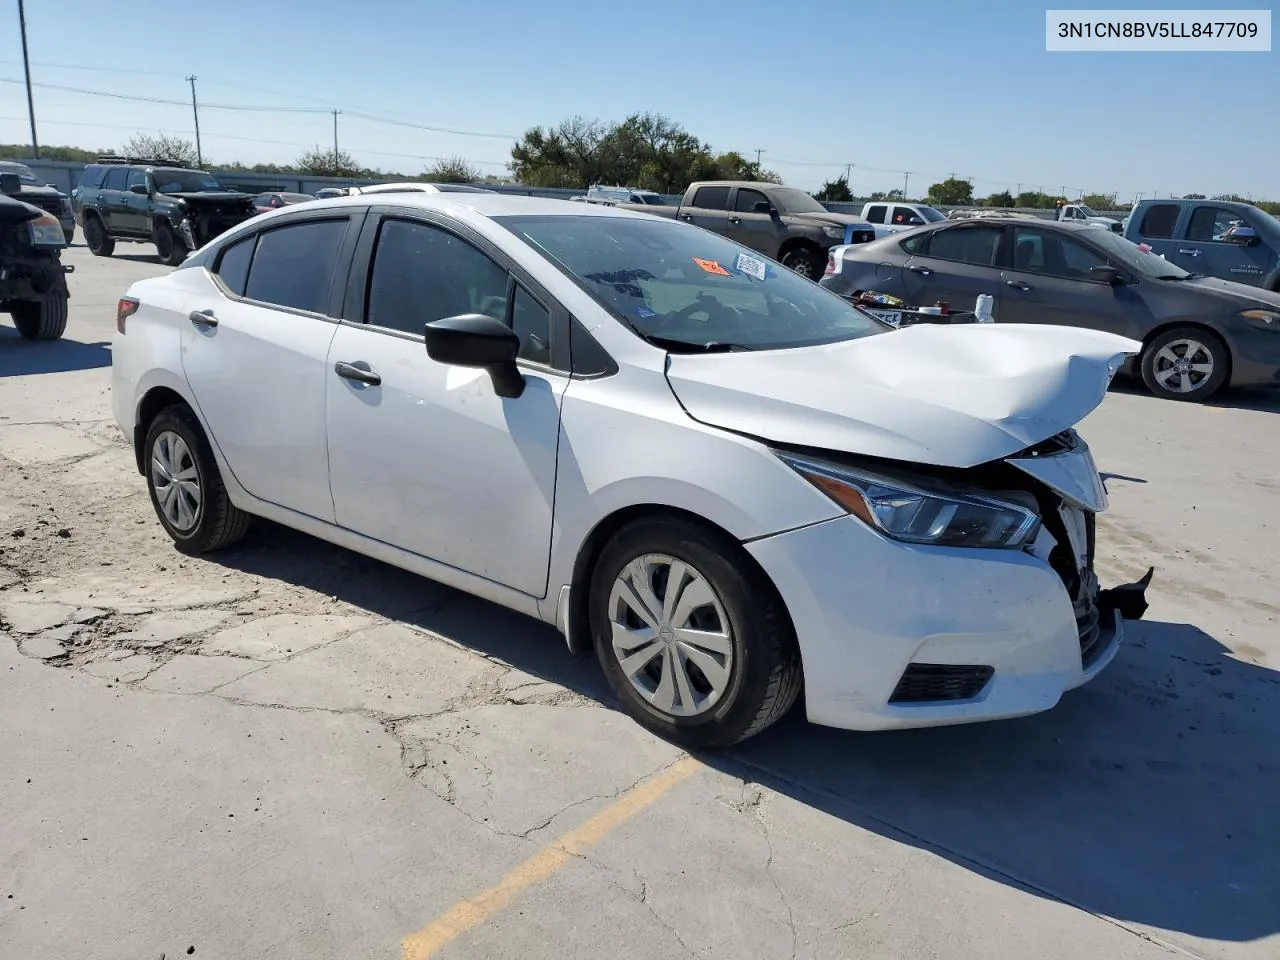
[1,245,1277,960]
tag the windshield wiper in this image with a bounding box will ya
[1156,273,1202,281]
[640,334,752,353]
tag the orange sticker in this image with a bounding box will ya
[692,257,731,277]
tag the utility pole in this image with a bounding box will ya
[186,75,203,167]
[17,0,39,158]
[1015,182,1022,199]
[903,171,911,199]
[332,109,341,161]
[754,148,763,166]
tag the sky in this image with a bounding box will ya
[1,0,1276,200]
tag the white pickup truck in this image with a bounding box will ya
[1054,203,1123,232]
[859,201,947,238]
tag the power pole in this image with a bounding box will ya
[186,75,203,166]
[17,0,39,158]
[903,171,911,199]
[332,110,341,161]
[1015,182,1022,199]
[754,148,763,166]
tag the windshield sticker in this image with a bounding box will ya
[634,305,657,319]
[692,257,731,277]
[734,252,767,281]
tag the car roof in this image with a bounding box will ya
[306,191,656,221]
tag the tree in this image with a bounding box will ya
[294,147,366,178]
[121,133,199,167]
[1016,190,1056,209]
[1080,192,1117,210]
[424,156,480,183]
[1183,193,1206,200]
[925,177,973,206]
[815,176,852,202]
[0,142,106,163]
[983,190,1014,208]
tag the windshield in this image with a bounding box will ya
[918,205,946,222]
[1086,229,1191,279]
[769,187,828,214]
[2,162,39,183]
[498,215,886,351]
[1076,204,1100,218]
[152,168,222,193]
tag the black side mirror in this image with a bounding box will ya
[1090,265,1122,285]
[425,313,524,399]
[0,172,20,195]
[129,183,149,195]
[753,200,773,214]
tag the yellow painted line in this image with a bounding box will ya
[401,755,702,960]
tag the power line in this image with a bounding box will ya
[0,77,330,112]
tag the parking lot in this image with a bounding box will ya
[2,245,1277,960]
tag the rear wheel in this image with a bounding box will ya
[589,516,802,749]
[780,247,824,280]
[1140,326,1230,402]
[154,222,188,267]
[10,296,68,341]
[83,215,114,257]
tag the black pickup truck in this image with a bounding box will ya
[72,157,257,266]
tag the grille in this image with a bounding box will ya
[28,196,62,216]
[889,664,994,703]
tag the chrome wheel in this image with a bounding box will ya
[1152,338,1214,394]
[607,554,734,718]
[151,430,202,532]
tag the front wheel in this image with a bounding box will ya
[83,215,114,257]
[144,404,251,553]
[589,517,802,749]
[1140,326,1229,402]
[154,222,189,267]
[10,297,68,340]
[780,247,825,280]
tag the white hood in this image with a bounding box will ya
[665,324,1141,468]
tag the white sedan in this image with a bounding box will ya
[111,193,1150,748]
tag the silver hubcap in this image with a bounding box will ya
[1153,338,1214,393]
[789,259,813,278]
[151,431,202,532]
[607,554,734,718]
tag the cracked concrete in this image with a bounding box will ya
[3,248,1278,960]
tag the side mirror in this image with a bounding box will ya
[129,183,149,195]
[753,200,773,214]
[1223,226,1258,246]
[0,172,20,195]
[425,313,524,399]
[1090,265,1122,285]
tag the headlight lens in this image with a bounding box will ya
[822,225,847,240]
[27,212,66,247]
[778,453,1040,549]
[1240,308,1280,330]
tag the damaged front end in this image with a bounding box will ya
[168,194,258,249]
[0,201,72,306]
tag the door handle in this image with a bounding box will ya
[1177,248,1202,256]
[189,309,218,328]
[728,216,741,224]
[680,214,693,221]
[907,265,933,276]
[1005,280,1032,291]
[334,360,381,386]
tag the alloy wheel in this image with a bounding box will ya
[607,554,734,717]
[1152,338,1214,394]
[151,430,202,532]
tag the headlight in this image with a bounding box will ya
[27,212,66,247]
[777,453,1040,549]
[1240,308,1280,330]
[822,225,846,240]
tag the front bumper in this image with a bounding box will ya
[1223,324,1280,388]
[748,513,1128,732]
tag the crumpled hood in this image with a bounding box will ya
[665,323,1141,468]
[162,191,254,204]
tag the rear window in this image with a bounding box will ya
[691,186,730,210]
[1139,204,1179,239]
[79,165,107,189]
[244,219,348,314]
[864,205,886,224]
[213,234,256,297]
[102,168,127,191]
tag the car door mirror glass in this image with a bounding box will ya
[425,313,525,398]
[1089,265,1121,284]
[129,183,149,195]
[753,201,772,214]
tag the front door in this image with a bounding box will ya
[901,222,1005,311]
[1172,204,1277,286]
[325,215,566,597]
[724,186,781,255]
[179,216,355,521]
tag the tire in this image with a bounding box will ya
[780,247,825,281]
[83,214,114,257]
[144,404,251,554]
[589,516,802,749]
[1140,326,1230,402]
[154,222,188,267]
[10,297,68,341]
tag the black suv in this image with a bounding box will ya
[0,160,75,243]
[72,157,257,265]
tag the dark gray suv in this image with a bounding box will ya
[821,218,1280,402]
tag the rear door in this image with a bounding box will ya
[118,168,152,236]
[1172,204,1276,286]
[724,186,783,255]
[679,185,730,234]
[900,222,1006,310]
[863,204,889,238]
[1132,202,1181,260]
[179,214,360,521]
[98,167,129,231]
[998,225,1142,335]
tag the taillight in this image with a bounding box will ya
[117,297,139,334]
[824,252,837,276]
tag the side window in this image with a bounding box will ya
[690,186,730,210]
[734,188,769,213]
[244,219,347,314]
[865,205,886,224]
[1014,228,1108,279]
[926,225,1004,267]
[510,284,551,365]
[1187,206,1244,242]
[126,169,148,192]
[892,206,923,225]
[79,165,106,189]
[102,168,127,191]
[212,234,256,297]
[1139,204,1179,239]
[900,231,929,254]
[366,218,508,335]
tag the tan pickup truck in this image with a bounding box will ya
[619,181,874,279]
